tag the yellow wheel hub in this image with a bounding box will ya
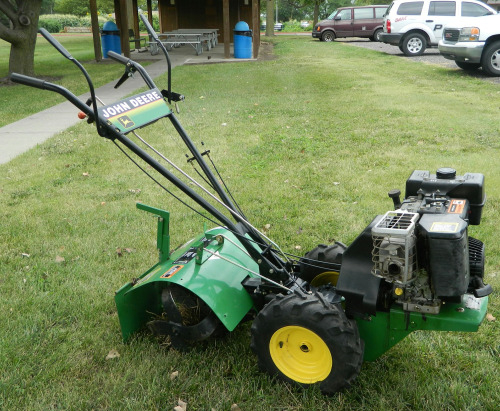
[269,325,332,384]
[310,271,340,287]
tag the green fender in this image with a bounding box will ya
[115,203,259,342]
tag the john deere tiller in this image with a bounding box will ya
[10,18,492,394]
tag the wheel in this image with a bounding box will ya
[455,61,481,71]
[401,33,426,56]
[250,290,364,395]
[322,31,335,42]
[298,242,346,286]
[481,40,500,76]
[371,29,382,42]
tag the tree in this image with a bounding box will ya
[0,0,43,77]
[53,0,117,16]
[41,0,55,14]
[266,0,275,36]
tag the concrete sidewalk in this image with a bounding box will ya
[0,43,248,165]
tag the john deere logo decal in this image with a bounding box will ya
[98,88,171,133]
[118,115,135,129]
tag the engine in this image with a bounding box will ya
[371,168,490,314]
[335,168,492,316]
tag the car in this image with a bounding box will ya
[261,22,284,32]
[312,5,389,42]
[438,14,500,76]
[379,0,496,56]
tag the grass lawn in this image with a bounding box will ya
[0,36,499,410]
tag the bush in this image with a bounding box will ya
[38,14,110,33]
[283,20,312,32]
[79,15,111,28]
[38,14,80,33]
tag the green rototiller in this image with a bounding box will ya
[10,18,492,394]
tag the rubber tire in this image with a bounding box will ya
[322,31,335,42]
[455,61,481,71]
[250,290,364,395]
[298,242,346,286]
[401,33,426,56]
[371,29,382,42]
[481,40,500,76]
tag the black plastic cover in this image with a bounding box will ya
[336,216,382,316]
[405,170,485,225]
[418,213,469,297]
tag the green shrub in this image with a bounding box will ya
[38,14,110,33]
[79,15,110,28]
[283,19,311,32]
[38,14,80,33]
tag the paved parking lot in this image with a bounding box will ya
[336,38,500,84]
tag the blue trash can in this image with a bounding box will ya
[101,21,121,58]
[234,21,252,59]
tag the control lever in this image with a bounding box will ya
[161,89,185,113]
[388,189,402,210]
[114,64,136,89]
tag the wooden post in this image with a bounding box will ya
[89,0,102,61]
[147,0,153,26]
[252,0,259,58]
[116,0,131,57]
[132,0,141,50]
[223,0,230,58]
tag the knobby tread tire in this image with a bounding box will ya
[298,242,346,284]
[250,290,364,395]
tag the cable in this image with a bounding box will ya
[112,140,220,226]
[205,150,246,218]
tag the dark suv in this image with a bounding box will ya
[312,5,389,42]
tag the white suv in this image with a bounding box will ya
[379,0,496,56]
[438,14,500,76]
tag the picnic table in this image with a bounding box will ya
[149,29,219,56]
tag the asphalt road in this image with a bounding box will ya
[336,38,500,84]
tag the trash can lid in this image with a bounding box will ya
[103,21,119,31]
[234,21,250,31]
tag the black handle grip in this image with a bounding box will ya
[107,51,129,65]
[10,73,51,90]
[10,73,94,117]
[140,13,159,41]
[39,28,73,60]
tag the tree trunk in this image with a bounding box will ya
[0,0,43,76]
[313,1,320,27]
[9,26,38,76]
[266,0,274,37]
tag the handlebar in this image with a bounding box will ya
[107,51,130,65]
[139,13,175,104]
[9,73,94,117]
[35,28,106,136]
[140,14,160,42]
[9,73,53,91]
[39,28,73,60]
